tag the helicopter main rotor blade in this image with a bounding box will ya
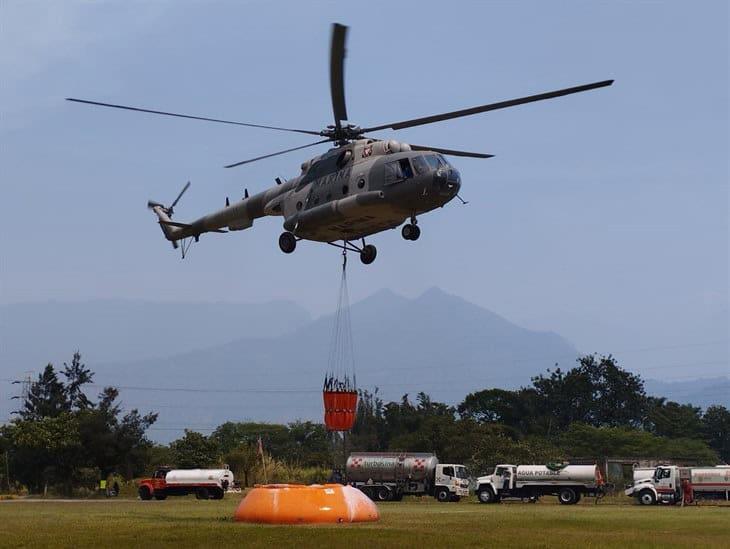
[224,138,332,168]
[408,144,494,159]
[329,23,349,129]
[361,79,614,133]
[66,98,321,136]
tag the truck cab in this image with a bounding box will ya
[625,465,680,505]
[151,467,171,494]
[434,464,471,502]
[477,464,516,503]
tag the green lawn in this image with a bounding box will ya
[0,495,727,548]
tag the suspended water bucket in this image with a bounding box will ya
[323,251,358,432]
[323,389,358,431]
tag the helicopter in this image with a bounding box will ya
[67,23,612,264]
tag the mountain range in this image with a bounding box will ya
[1,289,726,442]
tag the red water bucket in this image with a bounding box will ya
[323,390,358,431]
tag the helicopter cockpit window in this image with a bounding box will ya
[385,159,414,185]
[411,155,429,175]
[425,155,441,170]
[436,154,450,167]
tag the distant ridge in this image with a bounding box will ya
[5,290,723,444]
[0,299,312,371]
[87,288,578,441]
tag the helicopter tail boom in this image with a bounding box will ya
[150,204,183,244]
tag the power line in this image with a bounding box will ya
[0,378,320,394]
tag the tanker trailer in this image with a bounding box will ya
[137,467,234,500]
[476,464,605,504]
[345,452,470,502]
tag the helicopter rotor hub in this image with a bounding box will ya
[320,123,363,143]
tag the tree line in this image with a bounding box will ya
[1,352,728,494]
[0,353,157,495]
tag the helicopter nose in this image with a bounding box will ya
[434,168,461,196]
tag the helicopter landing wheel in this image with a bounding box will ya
[360,244,377,265]
[278,232,297,254]
[401,224,420,241]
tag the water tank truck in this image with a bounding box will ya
[476,464,605,504]
[345,452,470,502]
[624,465,730,505]
[137,467,234,500]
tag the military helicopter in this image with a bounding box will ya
[67,23,612,264]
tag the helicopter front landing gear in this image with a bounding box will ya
[279,231,297,254]
[401,223,420,241]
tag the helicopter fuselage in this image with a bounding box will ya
[70,22,611,264]
[154,139,460,245]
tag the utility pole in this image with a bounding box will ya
[10,373,32,415]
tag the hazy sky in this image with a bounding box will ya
[1,1,727,382]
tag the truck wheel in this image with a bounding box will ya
[211,487,225,500]
[638,490,656,506]
[195,487,210,500]
[435,488,450,503]
[558,487,578,505]
[375,486,392,501]
[477,488,496,504]
[138,486,152,501]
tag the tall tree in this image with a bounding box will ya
[170,430,220,468]
[19,365,67,420]
[458,387,544,436]
[6,414,83,495]
[645,398,703,439]
[350,388,386,450]
[62,352,94,411]
[702,405,730,462]
[531,355,647,432]
[224,444,260,487]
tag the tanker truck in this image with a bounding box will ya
[476,464,605,504]
[345,452,470,502]
[137,467,234,500]
[625,465,730,505]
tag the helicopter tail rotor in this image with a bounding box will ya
[147,181,192,248]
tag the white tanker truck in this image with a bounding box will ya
[625,465,730,505]
[476,464,605,504]
[345,452,470,502]
[137,467,235,500]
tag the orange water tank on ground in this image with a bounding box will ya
[234,483,379,524]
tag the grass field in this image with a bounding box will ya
[0,495,728,548]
